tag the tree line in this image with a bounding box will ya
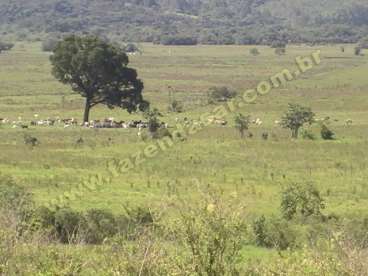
[1,0,368,45]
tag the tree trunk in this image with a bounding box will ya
[292,128,299,139]
[83,98,91,123]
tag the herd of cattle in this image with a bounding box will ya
[0,116,154,129]
[0,115,353,130]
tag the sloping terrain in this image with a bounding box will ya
[0,0,368,43]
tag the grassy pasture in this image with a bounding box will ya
[1,42,368,264]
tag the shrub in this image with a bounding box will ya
[246,239,368,275]
[144,108,163,137]
[83,209,117,244]
[252,215,297,250]
[0,176,34,234]
[266,217,297,250]
[102,233,173,275]
[355,47,362,56]
[252,215,268,247]
[40,205,155,244]
[344,217,368,248]
[234,113,251,138]
[320,124,335,140]
[281,182,325,221]
[54,208,84,243]
[208,86,237,103]
[173,194,245,275]
[249,48,260,56]
[24,134,40,147]
[32,206,56,231]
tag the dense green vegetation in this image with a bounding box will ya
[1,0,368,44]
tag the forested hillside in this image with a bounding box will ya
[1,0,368,44]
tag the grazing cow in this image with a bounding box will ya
[345,119,353,126]
[208,117,227,126]
[252,118,262,126]
[0,118,9,124]
[62,118,78,127]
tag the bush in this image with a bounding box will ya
[252,215,268,247]
[144,108,163,137]
[0,176,34,234]
[38,205,155,244]
[320,124,335,140]
[355,47,362,56]
[344,217,368,248]
[54,208,84,243]
[281,183,325,221]
[24,134,40,147]
[83,209,117,244]
[249,48,260,56]
[208,86,237,103]
[252,215,297,250]
[173,194,245,275]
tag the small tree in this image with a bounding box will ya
[320,124,335,140]
[24,134,40,148]
[249,48,260,56]
[50,35,149,123]
[234,113,250,138]
[355,47,362,56]
[281,182,325,220]
[281,104,315,139]
[144,108,162,135]
[208,86,237,103]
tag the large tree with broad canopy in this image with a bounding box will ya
[50,35,149,122]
